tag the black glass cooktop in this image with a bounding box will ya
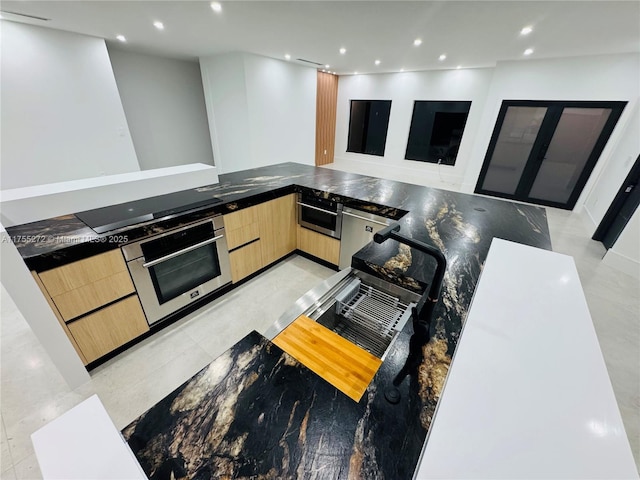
[76,188,222,234]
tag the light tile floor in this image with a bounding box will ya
[1,162,639,477]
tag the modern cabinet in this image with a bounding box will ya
[224,194,297,283]
[224,204,263,283]
[34,249,149,365]
[258,194,297,266]
[297,225,340,265]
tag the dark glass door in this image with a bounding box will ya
[475,101,626,209]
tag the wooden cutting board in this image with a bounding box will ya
[272,315,382,402]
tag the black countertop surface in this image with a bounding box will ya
[8,162,551,479]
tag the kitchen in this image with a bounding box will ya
[0,1,636,478]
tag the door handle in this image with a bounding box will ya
[142,235,224,268]
[625,184,635,193]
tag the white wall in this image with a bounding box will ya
[200,53,316,173]
[0,21,139,189]
[335,69,495,186]
[107,47,215,170]
[583,103,640,225]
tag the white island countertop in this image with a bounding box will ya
[415,238,638,479]
[32,395,147,479]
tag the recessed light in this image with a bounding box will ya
[375,60,381,65]
[210,2,222,13]
[116,35,126,42]
[285,54,291,60]
[520,26,533,35]
[332,71,336,75]
[354,71,358,75]
[524,48,534,56]
[339,47,346,54]
[153,21,164,30]
[400,68,405,72]
[456,65,461,69]
[438,54,447,61]
[413,38,422,46]
[325,64,330,68]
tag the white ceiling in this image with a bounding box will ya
[1,1,639,74]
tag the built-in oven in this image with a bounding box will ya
[297,191,343,239]
[121,216,231,325]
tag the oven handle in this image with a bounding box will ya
[297,202,339,216]
[142,235,224,269]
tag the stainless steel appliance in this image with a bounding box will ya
[297,192,343,239]
[339,207,391,269]
[121,216,231,325]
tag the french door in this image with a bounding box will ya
[475,101,626,209]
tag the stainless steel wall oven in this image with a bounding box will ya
[297,191,343,239]
[121,216,231,325]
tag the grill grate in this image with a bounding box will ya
[334,280,412,358]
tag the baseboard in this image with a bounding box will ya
[582,205,599,231]
[602,249,640,280]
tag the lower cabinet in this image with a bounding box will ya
[67,296,149,364]
[229,240,263,283]
[297,225,341,265]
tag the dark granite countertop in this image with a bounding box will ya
[8,162,551,478]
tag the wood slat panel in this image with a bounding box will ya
[272,315,382,402]
[52,270,135,321]
[39,250,128,297]
[315,72,339,166]
[68,296,149,364]
[297,225,340,265]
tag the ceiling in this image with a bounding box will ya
[1,1,639,74]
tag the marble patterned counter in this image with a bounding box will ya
[9,162,552,478]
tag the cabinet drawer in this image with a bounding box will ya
[229,240,263,283]
[52,270,135,321]
[224,206,260,250]
[39,250,128,297]
[68,296,149,364]
[297,226,340,265]
[226,222,260,251]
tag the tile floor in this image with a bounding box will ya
[1,161,639,478]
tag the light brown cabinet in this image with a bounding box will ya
[34,249,149,365]
[224,204,263,282]
[224,194,296,283]
[297,225,340,265]
[258,194,297,266]
[67,296,148,364]
[39,249,135,320]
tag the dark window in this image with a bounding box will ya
[347,100,392,156]
[405,101,471,165]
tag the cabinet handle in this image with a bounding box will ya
[342,210,390,226]
[142,235,224,268]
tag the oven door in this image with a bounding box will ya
[123,219,231,325]
[297,198,343,239]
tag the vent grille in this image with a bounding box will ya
[1,10,51,21]
[296,58,323,66]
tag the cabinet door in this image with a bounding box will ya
[297,226,340,265]
[258,194,296,266]
[229,240,263,283]
[38,250,135,321]
[224,205,260,250]
[68,296,149,364]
